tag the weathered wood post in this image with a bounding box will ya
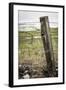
[40,16,56,77]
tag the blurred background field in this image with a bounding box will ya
[18,27,58,78]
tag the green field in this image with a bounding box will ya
[18,27,58,69]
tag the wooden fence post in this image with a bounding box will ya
[40,16,56,77]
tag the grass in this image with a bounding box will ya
[18,27,58,68]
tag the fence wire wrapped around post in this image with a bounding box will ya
[40,16,56,77]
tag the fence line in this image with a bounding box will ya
[18,22,58,25]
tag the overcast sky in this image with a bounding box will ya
[18,10,58,30]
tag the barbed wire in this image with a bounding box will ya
[18,22,58,25]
